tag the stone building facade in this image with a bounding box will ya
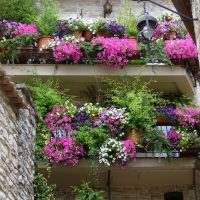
[0,84,36,200]
[56,0,175,20]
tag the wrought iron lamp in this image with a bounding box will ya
[104,0,112,18]
[132,0,198,44]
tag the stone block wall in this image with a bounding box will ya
[191,0,200,103]
[0,86,36,200]
[55,0,175,21]
[55,185,200,200]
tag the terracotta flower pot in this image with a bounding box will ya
[164,31,177,40]
[125,129,141,144]
[156,116,176,125]
[75,31,82,39]
[38,36,52,49]
[82,31,93,42]
[127,36,138,59]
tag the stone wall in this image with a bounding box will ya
[55,0,175,21]
[191,0,200,103]
[0,85,36,200]
[55,185,200,200]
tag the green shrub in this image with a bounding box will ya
[72,182,104,200]
[33,172,56,200]
[0,0,38,23]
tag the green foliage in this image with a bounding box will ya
[76,127,109,157]
[139,40,172,65]
[0,34,36,63]
[140,128,171,152]
[28,77,66,116]
[118,0,138,36]
[103,77,162,131]
[72,182,104,200]
[162,93,195,107]
[35,116,52,164]
[177,128,200,151]
[32,0,58,36]
[79,42,102,64]
[0,0,38,23]
[33,172,56,200]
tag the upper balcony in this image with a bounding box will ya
[1,63,196,97]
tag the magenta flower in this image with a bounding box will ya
[164,34,198,61]
[92,37,137,68]
[167,129,181,148]
[122,140,136,160]
[13,23,38,36]
[45,104,72,135]
[53,40,83,63]
[176,106,200,126]
[44,136,84,165]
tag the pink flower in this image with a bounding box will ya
[122,140,136,160]
[53,40,83,63]
[13,23,38,36]
[44,136,84,165]
[92,37,137,68]
[164,34,198,61]
[176,106,200,126]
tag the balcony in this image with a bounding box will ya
[1,63,196,96]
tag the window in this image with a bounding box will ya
[164,192,183,200]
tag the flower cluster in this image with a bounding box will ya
[13,23,38,37]
[71,111,92,130]
[156,105,178,121]
[52,40,83,63]
[55,19,85,38]
[99,138,136,166]
[44,136,84,165]
[164,34,198,61]
[45,104,72,135]
[96,106,129,136]
[93,37,137,68]
[167,128,181,149]
[0,20,19,37]
[98,20,126,36]
[79,103,103,117]
[176,106,200,126]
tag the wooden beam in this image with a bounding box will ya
[171,0,196,42]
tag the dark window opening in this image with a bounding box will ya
[164,192,183,200]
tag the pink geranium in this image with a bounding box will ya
[44,136,84,165]
[164,34,198,61]
[93,37,137,68]
[13,23,38,36]
[53,40,83,63]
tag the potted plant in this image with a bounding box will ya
[33,0,58,49]
[156,104,178,125]
[139,40,172,65]
[82,22,96,42]
[92,37,137,68]
[99,138,136,166]
[164,34,198,64]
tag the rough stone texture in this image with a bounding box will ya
[0,85,36,200]
[54,185,200,200]
[191,0,200,103]
[55,0,175,21]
